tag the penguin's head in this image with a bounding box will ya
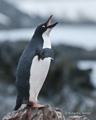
[34,15,58,36]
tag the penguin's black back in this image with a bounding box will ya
[15,36,43,110]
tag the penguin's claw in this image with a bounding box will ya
[32,103,45,108]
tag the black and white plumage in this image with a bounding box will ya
[14,15,58,110]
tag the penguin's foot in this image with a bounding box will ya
[32,103,45,108]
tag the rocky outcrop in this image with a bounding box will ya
[2,105,65,120]
[2,105,89,120]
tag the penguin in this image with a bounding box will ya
[14,15,58,110]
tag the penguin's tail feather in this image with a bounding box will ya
[14,94,22,110]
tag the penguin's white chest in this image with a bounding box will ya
[29,56,51,102]
[29,29,51,102]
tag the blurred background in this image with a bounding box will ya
[0,0,96,119]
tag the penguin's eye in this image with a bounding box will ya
[42,25,45,28]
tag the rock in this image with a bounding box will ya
[2,105,65,120]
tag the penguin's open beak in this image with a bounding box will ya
[46,15,58,28]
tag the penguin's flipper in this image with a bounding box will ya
[36,48,54,60]
[14,94,22,110]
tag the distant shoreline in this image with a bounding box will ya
[0,25,96,50]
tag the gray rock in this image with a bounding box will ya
[2,105,65,120]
